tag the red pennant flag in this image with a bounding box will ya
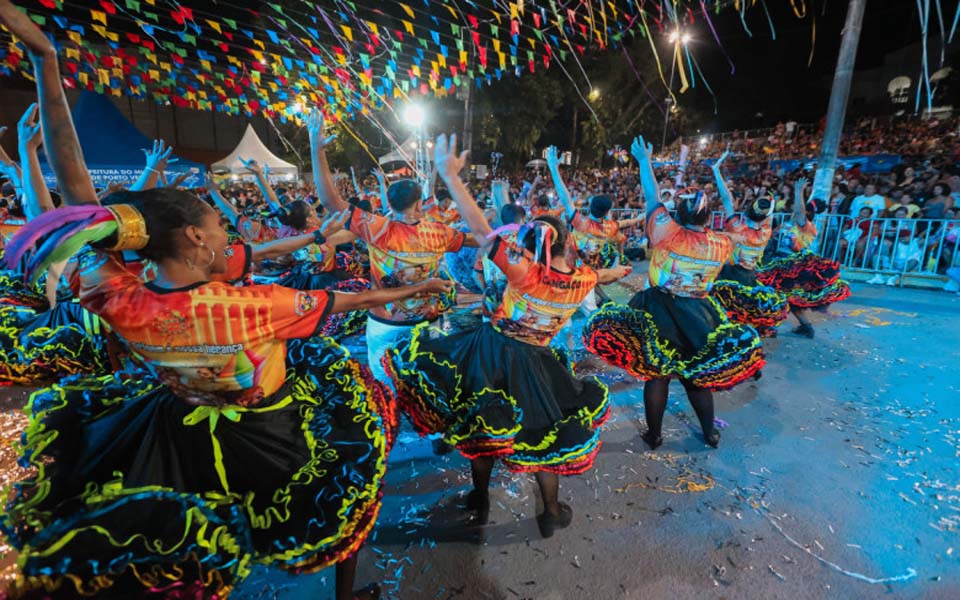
[99,0,116,15]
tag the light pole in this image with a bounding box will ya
[661,30,691,153]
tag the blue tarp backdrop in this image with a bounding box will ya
[653,154,902,174]
[40,92,205,188]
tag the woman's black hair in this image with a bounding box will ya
[277,199,312,231]
[675,193,710,227]
[102,188,213,262]
[522,214,567,264]
[588,195,613,219]
[745,197,772,223]
[500,203,526,225]
[537,194,550,208]
[387,179,422,212]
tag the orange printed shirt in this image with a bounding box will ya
[488,236,597,346]
[346,205,464,323]
[530,206,565,219]
[723,216,772,270]
[569,212,622,269]
[74,248,332,404]
[646,206,733,298]
[425,202,460,225]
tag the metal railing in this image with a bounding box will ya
[607,209,960,290]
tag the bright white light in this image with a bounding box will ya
[403,104,426,128]
[426,141,435,149]
[668,30,679,43]
[588,88,600,101]
[410,141,419,150]
[669,30,692,45]
[699,136,708,146]
[681,33,692,45]
[291,102,303,113]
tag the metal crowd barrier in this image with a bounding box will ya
[606,208,960,289]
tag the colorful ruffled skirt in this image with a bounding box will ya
[0,300,112,386]
[583,287,765,391]
[756,251,851,308]
[272,264,370,338]
[711,264,790,335]
[385,321,609,475]
[2,338,394,599]
[336,248,370,280]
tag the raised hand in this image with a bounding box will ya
[142,139,175,172]
[433,133,469,181]
[715,143,731,166]
[305,109,337,149]
[631,135,653,165]
[17,103,42,150]
[370,168,386,184]
[318,210,349,239]
[545,145,561,171]
[240,157,263,175]
[204,171,218,190]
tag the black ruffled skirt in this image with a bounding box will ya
[583,287,765,391]
[711,264,790,334]
[756,251,851,308]
[2,338,395,599]
[384,321,609,475]
[0,300,112,386]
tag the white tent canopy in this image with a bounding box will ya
[212,124,298,180]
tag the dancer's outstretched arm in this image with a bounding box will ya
[631,135,661,221]
[545,146,576,220]
[17,103,55,219]
[712,145,735,218]
[434,134,491,248]
[794,177,809,226]
[306,110,350,213]
[0,0,97,205]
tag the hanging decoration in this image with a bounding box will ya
[0,1,816,123]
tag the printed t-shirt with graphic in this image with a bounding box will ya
[74,247,332,405]
[346,205,464,323]
[488,235,598,346]
[646,206,733,298]
[723,216,772,270]
[774,220,818,256]
[568,212,623,269]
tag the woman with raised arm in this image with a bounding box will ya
[709,147,790,337]
[308,110,473,387]
[755,177,851,338]
[584,135,765,450]
[546,145,640,313]
[385,134,629,537]
[0,4,455,598]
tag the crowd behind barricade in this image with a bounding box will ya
[2,114,959,291]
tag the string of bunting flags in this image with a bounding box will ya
[0,1,812,124]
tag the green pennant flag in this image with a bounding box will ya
[490,25,499,38]
[268,3,283,13]
[182,33,197,46]
[451,24,459,36]
[125,0,140,11]
[144,11,158,22]
[29,14,46,26]
[223,18,237,30]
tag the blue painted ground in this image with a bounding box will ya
[232,280,960,600]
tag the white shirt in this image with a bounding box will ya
[849,194,886,217]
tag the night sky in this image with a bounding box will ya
[676,1,929,131]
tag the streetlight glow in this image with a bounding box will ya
[668,30,692,45]
[403,104,427,129]
[588,88,601,101]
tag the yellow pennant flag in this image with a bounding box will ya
[65,47,79,60]
[438,53,446,68]
[403,20,414,35]
[340,25,353,42]
[252,39,265,50]
[366,21,379,37]
[91,24,108,39]
[78,72,88,86]
[66,30,82,46]
[400,3,414,18]
[459,50,468,64]
[206,20,222,34]
[90,10,107,26]
[97,69,110,85]
[146,51,157,65]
